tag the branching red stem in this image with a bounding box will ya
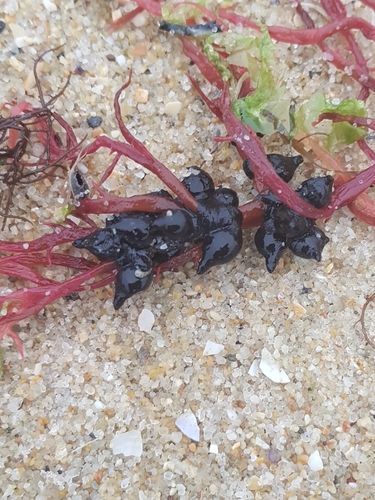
[74,194,184,216]
[180,37,225,89]
[0,261,115,359]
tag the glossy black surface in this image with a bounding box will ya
[181,167,215,201]
[196,187,243,274]
[254,219,287,273]
[159,19,222,36]
[243,154,303,183]
[113,263,153,310]
[73,168,244,308]
[287,226,329,262]
[295,176,334,209]
[254,175,333,272]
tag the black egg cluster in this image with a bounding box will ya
[73,168,243,310]
[254,176,333,272]
[243,155,333,272]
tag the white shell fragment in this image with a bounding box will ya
[259,348,290,384]
[203,340,224,356]
[111,430,143,457]
[175,411,200,442]
[138,308,155,333]
[248,359,260,377]
[209,443,219,454]
[308,450,324,471]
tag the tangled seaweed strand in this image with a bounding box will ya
[0,50,81,230]
[356,292,375,349]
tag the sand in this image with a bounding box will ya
[1,1,375,499]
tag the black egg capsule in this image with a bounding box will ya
[196,187,243,274]
[254,173,332,271]
[73,229,122,261]
[242,159,253,180]
[182,167,215,201]
[152,209,194,239]
[287,226,329,261]
[214,187,239,207]
[243,154,303,183]
[197,188,241,233]
[197,229,243,275]
[296,175,334,208]
[106,216,153,249]
[267,154,303,182]
[113,250,153,310]
[151,237,188,265]
[254,220,287,273]
[272,205,312,240]
[113,265,153,310]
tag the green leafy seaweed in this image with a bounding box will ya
[232,28,291,136]
[322,99,367,150]
[202,32,261,81]
[294,93,326,134]
[295,94,367,149]
[55,204,74,223]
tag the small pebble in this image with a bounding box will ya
[247,475,261,491]
[203,340,224,356]
[77,162,88,174]
[111,430,143,457]
[135,88,149,104]
[209,310,221,321]
[42,0,57,13]
[106,54,116,62]
[164,101,182,116]
[189,443,196,452]
[87,116,102,128]
[34,363,42,376]
[133,12,148,27]
[0,20,5,34]
[259,348,290,384]
[138,308,155,333]
[133,43,147,57]
[297,454,309,465]
[308,450,324,471]
[171,432,182,444]
[116,54,126,67]
[112,9,122,22]
[357,416,373,430]
[254,436,270,450]
[175,411,200,442]
[9,56,24,72]
[111,8,122,22]
[9,23,26,39]
[23,70,36,91]
[291,301,306,318]
[268,448,280,463]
